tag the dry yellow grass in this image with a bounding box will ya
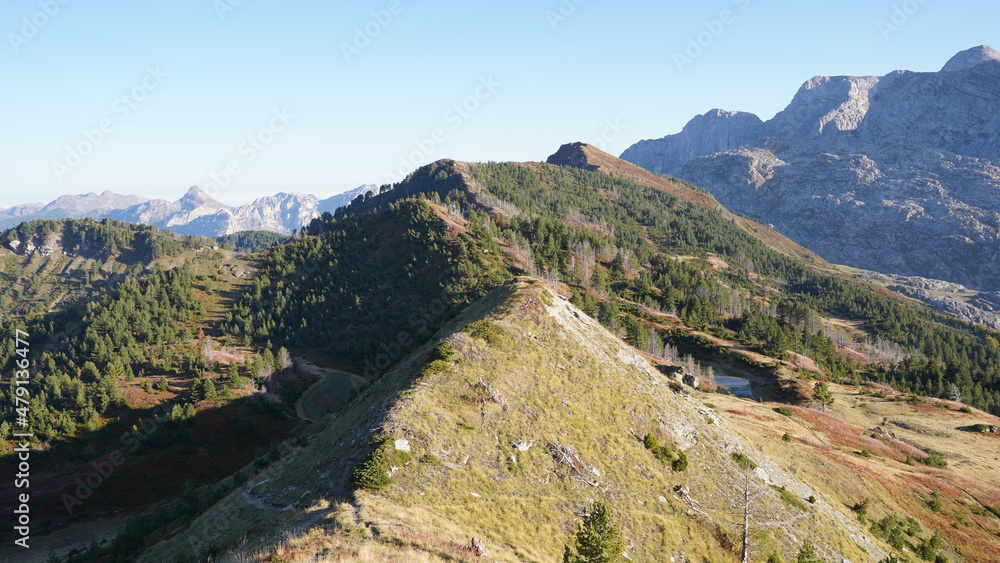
[141,278,886,563]
[703,380,1000,561]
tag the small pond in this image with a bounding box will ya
[713,371,757,399]
[301,372,359,419]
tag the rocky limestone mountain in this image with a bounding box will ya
[855,270,1000,331]
[107,187,324,236]
[622,46,1000,290]
[0,190,149,230]
[317,183,380,214]
[1,185,381,237]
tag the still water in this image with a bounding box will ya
[713,371,756,399]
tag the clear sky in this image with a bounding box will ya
[1,0,997,208]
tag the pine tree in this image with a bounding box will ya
[563,501,622,563]
[796,541,820,563]
[812,382,834,411]
[598,299,620,333]
[203,378,217,400]
[81,361,100,382]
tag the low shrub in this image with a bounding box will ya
[671,450,688,472]
[870,515,906,550]
[772,485,807,511]
[926,490,942,513]
[431,341,455,362]
[467,320,504,344]
[642,433,658,451]
[421,359,452,377]
[419,453,440,465]
[351,437,411,491]
[732,452,756,470]
[851,498,870,522]
[923,452,947,469]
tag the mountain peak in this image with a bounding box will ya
[546,142,607,171]
[179,186,229,209]
[941,45,1000,72]
[185,186,208,198]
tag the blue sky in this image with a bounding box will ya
[1,0,997,208]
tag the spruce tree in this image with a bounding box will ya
[563,501,622,563]
[203,378,217,400]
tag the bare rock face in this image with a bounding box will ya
[102,185,379,236]
[621,109,763,175]
[941,45,1000,72]
[766,75,880,138]
[3,185,380,238]
[622,46,1000,290]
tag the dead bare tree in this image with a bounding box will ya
[738,463,765,563]
[202,337,214,365]
[278,347,292,371]
[714,454,808,563]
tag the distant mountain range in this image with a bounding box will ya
[622,45,1000,290]
[0,185,380,235]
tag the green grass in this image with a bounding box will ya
[773,486,808,511]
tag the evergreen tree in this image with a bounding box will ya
[203,378,217,400]
[796,541,820,563]
[598,299,620,333]
[563,501,622,563]
[812,382,834,411]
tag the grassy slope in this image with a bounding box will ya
[141,279,881,562]
[1,245,318,553]
[706,381,1000,562]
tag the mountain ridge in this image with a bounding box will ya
[0,185,382,237]
[621,45,1000,290]
[8,151,1000,561]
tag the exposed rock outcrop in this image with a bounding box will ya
[622,46,1000,290]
